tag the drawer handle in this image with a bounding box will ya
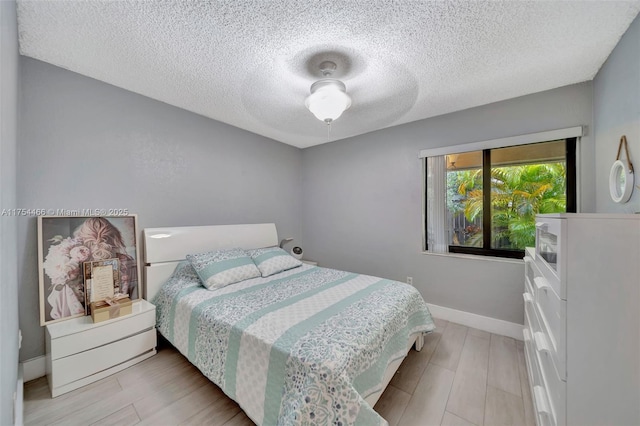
[533,385,552,418]
[534,276,551,292]
[523,292,534,304]
[534,332,552,354]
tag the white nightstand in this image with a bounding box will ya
[45,299,157,397]
[302,260,318,266]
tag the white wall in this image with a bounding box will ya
[594,14,640,213]
[17,58,303,361]
[301,82,594,325]
[0,0,20,424]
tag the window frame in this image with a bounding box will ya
[424,137,578,259]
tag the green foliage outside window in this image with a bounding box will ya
[448,162,566,250]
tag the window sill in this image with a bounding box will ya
[421,250,523,265]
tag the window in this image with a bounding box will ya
[424,136,577,259]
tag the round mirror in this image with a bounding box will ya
[609,160,634,203]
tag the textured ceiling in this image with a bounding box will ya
[16,1,640,148]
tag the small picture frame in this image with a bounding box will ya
[83,259,120,306]
[37,215,140,325]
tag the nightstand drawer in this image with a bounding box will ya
[46,299,157,397]
[49,307,155,360]
[50,328,156,388]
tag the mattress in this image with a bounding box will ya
[154,262,435,425]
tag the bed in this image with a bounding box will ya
[144,223,435,425]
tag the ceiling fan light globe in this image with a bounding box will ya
[305,79,351,122]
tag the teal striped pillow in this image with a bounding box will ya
[186,248,261,290]
[247,247,302,277]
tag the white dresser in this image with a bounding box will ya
[523,213,640,426]
[46,299,157,397]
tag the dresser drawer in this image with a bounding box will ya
[535,288,566,380]
[525,276,534,301]
[533,385,556,426]
[534,216,566,300]
[525,328,555,426]
[532,255,563,301]
[533,332,566,426]
[528,255,562,300]
[524,257,538,297]
[523,328,541,388]
[525,292,566,383]
[523,292,539,334]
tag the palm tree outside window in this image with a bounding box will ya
[425,138,577,259]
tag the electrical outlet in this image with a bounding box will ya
[406,276,413,285]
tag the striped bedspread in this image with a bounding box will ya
[154,262,435,425]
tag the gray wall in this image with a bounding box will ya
[0,0,19,424]
[17,58,303,361]
[15,11,638,369]
[301,82,594,324]
[594,14,640,213]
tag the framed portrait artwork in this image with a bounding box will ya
[37,215,141,325]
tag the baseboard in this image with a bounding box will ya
[14,364,23,426]
[22,356,46,382]
[427,303,524,340]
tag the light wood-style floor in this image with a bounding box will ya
[24,318,535,426]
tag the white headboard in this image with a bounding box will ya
[143,223,278,300]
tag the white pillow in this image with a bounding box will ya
[186,248,261,290]
[246,247,302,277]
